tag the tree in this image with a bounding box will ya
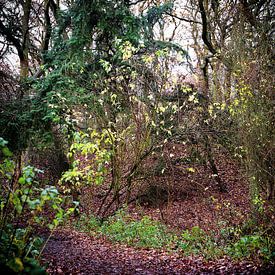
[184,0,274,203]
[0,0,60,79]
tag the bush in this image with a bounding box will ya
[0,138,77,273]
[225,233,275,262]
[177,226,222,259]
[76,210,173,249]
[101,214,171,248]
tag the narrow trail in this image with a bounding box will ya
[41,230,272,275]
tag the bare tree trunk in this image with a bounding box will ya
[20,0,32,79]
[224,69,231,103]
[201,55,227,193]
[213,61,222,102]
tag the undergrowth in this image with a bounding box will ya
[75,209,275,262]
[75,210,174,249]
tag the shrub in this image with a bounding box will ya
[225,233,275,262]
[100,210,173,248]
[177,226,223,259]
[76,210,173,249]
[0,138,77,273]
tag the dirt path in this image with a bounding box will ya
[41,230,272,275]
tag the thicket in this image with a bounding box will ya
[0,138,77,273]
[0,0,274,271]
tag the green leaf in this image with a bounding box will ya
[2,147,13,157]
[18,177,26,184]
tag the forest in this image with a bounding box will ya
[0,0,274,274]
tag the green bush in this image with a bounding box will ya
[103,216,168,247]
[0,138,77,273]
[76,210,173,248]
[177,226,222,258]
[226,234,275,262]
[0,226,45,274]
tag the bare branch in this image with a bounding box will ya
[198,0,217,55]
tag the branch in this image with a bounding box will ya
[41,0,52,53]
[128,0,146,5]
[198,0,217,55]
[165,11,201,25]
[49,0,58,20]
[0,20,23,59]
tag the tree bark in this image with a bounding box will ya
[20,0,32,79]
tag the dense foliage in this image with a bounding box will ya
[0,0,274,272]
[0,138,77,273]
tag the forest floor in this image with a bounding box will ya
[41,230,271,274]
[41,143,274,274]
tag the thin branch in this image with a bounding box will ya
[198,0,217,55]
[165,12,201,25]
[0,20,23,59]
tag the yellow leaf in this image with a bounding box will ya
[11,258,24,272]
[186,167,195,173]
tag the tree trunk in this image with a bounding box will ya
[20,0,32,79]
